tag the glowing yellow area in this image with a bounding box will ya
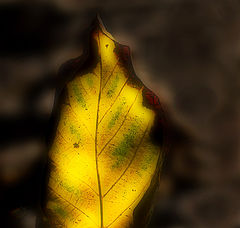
[46,22,162,228]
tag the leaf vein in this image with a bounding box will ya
[102,60,119,90]
[49,160,99,196]
[98,77,129,125]
[95,30,104,228]
[65,103,94,140]
[103,121,150,197]
[106,181,150,228]
[78,78,88,96]
[48,187,97,226]
[98,87,143,156]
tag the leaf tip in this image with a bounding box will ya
[92,14,115,41]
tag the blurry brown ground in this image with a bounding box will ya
[0,0,240,227]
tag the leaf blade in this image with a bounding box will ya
[44,18,164,228]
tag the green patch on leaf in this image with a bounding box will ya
[70,125,81,141]
[52,204,68,218]
[72,83,86,108]
[107,74,119,97]
[112,123,138,168]
[108,100,126,129]
[60,181,81,197]
[86,75,94,88]
[141,154,153,171]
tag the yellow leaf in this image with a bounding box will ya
[42,17,165,228]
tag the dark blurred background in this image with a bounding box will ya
[0,0,240,227]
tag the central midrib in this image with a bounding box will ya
[95,31,104,228]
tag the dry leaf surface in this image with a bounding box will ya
[44,18,165,228]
